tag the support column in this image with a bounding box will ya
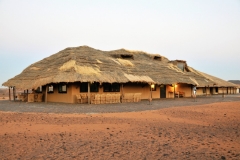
[45,85,48,103]
[205,86,207,96]
[13,87,16,101]
[121,83,124,103]
[27,89,28,102]
[208,86,210,96]
[222,87,224,98]
[191,85,193,98]
[9,87,11,101]
[173,84,175,100]
[88,82,90,104]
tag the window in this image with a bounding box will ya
[90,82,99,92]
[80,82,88,92]
[202,88,206,93]
[80,82,99,92]
[112,83,120,92]
[177,63,185,72]
[103,83,111,92]
[48,85,54,93]
[58,84,67,93]
[153,56,161,61]
[215,87,218,93]
[103,83,120,92]
[120,54,133,59]
[36,86,42,93]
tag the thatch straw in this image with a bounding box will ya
[124,73,154,83]
[2,46,237,89]
[59,60,100,75]
[59,60,76,71]
[117,58,134,67]
[30,67,40,70]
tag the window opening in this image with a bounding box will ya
[58,84,67,93]
[153,56,161,61]
[177,63,185,72]
[36,86,42,93]
[103,83,120,92]
[80,82,99,92]
[48,85,54,93]
[202,88,206,93]
[120,55,133,59]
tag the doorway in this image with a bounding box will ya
[160,85,166,98]
[210,87,213,95]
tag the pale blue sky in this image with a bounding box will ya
[1,0,240,88]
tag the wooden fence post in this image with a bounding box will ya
[88,82,90,104]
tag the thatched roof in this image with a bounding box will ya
[2,46,236,89]
[228,80,240,85]
[228,80,240,88]
[168,60,237,87]
[198,72,237,87]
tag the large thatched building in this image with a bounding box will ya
[228,80,240,93]
[3,46,237,103]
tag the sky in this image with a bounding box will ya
[0,0,240,88]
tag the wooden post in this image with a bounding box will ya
[121,83,124,103]
[208,86,210,96]
[27,89,28,102]
[88,82,90,104]
[12,87,14,101]
[13,87,15,101]
[45,85,48,103]
[14,87,16,100]
[205,86,207,96]
[151,85,153,100]
[191,85,193,98]
[8,87,10,101]
[222,87,224,98]
[173,85,175,100]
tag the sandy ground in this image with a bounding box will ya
[0,101,240,159]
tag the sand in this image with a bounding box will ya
[0,101,240,159]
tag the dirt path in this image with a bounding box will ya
[1,101,240,159]
[0,94,240,114]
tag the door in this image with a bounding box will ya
[160,85,166,98]
[210,87,213,95]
